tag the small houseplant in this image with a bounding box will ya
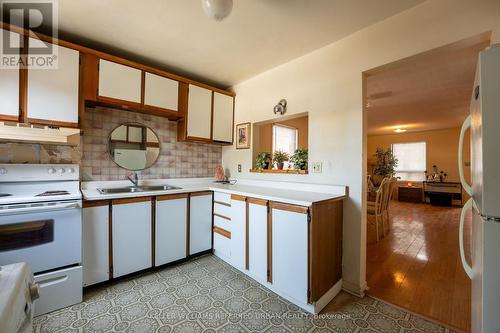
[372,147,398,184]
[290,148,308,171]
[273,151,289,170]
[255,152,271,170]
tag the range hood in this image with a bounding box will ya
[0,122,80,146]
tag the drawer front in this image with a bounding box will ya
[214,191,231,205]
[213,202,232,219]
[34,266,82,316]
[213,231,231,262]
[214,214,231,231]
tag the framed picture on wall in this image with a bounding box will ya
[236,122,251,149]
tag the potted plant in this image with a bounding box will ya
[273,151,289,170]
[372,147,398,184]
[290,148,308,171]
[255,152,271,170]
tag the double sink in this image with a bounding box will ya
[97,184,182,194]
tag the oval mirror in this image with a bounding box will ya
[108,123,160,170]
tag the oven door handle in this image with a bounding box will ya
[0,202,81,216]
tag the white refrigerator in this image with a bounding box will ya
[458,44,500,333]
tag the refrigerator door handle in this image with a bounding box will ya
[459,197,473,279]
[458,115,472,195]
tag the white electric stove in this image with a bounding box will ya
[0,164,82,316]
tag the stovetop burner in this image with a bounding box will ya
[0,193,12,197]
[35,191,71,197]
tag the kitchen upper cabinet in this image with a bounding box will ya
[112,198,152,278]
[98,59,142,104]
[247,199,269,284]
[27,39,80,126]
[144,72,179,112]
[186,85,212,140]
[189,192,213,255]
[271,203,309,304]
[212,92,234,143]
[230,195,246,270]
[82,203,110,287]
[0,29,20,121]
[155,195,188,266]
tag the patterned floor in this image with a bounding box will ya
[33,254,456,333]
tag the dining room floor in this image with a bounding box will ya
[366,200,471,332]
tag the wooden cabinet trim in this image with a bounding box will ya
[112,196,152,205]
[245,200,249,270]
[270,202,309,214]
[108,204,113,279]
[83,200,110,208]
[231,194,246,202]
[156,193,189,201]
[247,198,268,206]
[267,204,272,283]
[190,191,212,197]
[26,118,79,128]
[213,200,231,207]
[186,194,191,256]
[213,212,231,221]
[213,226,231,239]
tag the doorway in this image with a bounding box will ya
[362,32,491,332]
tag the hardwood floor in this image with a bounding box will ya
[366,201,471,332]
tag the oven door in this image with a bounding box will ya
[0,200,82,273]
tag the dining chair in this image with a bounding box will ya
[383,177,397,234]
[367,177,389,241]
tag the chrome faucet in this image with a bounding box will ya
[127,173,139,187]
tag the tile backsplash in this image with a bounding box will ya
[81,107,222,181]
[0,107,222,181]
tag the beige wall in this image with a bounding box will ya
[367,127,471,199]
[223,0,500,295]
[254,116,308,155]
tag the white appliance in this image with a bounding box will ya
[458,44,500,333]
[0,164,82,316]
[0,263,39,333]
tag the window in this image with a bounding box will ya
[272,124,298,156]
[392,142,426,181]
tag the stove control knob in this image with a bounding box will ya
[67,168,75,174]
[0,168,7,175]
[57,168,65,174]
[47,168,56,174]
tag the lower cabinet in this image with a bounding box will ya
[82,203,110,287]
[189,192,213,255]
[112,198,152,278]
[271,203,309,304]
[155,195,188,266]
[247,199,269,284]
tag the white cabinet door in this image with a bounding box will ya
[83,205,109,286]
[230,198,246,269]
[98,59,141,103]
[0,29,20,120]
[187,85,212,139]
[189,193,213,254]
[27,40,79,124]
[212,92,234,143]
[156,197,187,266]
[112,200,152,278]
[248,202,268,283]
[272,207,308,304]
[144,72,179,111]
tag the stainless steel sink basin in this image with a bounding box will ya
[97,185,182,194]
[97,186,142,194]
[139,185,182,191]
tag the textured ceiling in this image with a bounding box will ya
[366,32,491,136]
[49,0,425,88]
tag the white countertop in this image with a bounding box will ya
[82,178,347,207]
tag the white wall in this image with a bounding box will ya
[223,0,500,295]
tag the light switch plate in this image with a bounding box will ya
[312,162,322,173]
[238,164,242,172]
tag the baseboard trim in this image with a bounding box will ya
[342,280,367,297]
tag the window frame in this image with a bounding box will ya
[391,141,427,181]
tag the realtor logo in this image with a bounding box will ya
[0,0,58,69]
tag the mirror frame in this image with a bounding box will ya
[107,122,161,171]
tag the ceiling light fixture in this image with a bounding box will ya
[201,0,233,21]
[394,128,407,133]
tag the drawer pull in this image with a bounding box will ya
[38,275,68,288]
